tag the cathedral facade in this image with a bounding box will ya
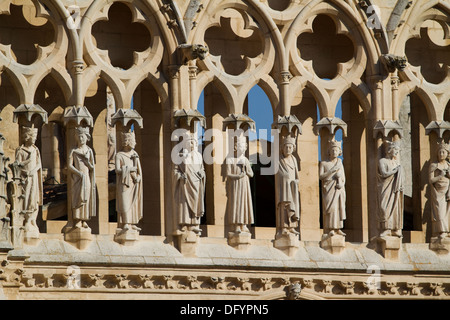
[0,0,449,300]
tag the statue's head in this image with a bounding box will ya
[437,141,450,161]
[385,140,400,157]
[234,136,248,154]
[75,126,91,144]
[281,136,296,156]
[328,139,342,159]
[183,132,198,151]
[22,127,38,144]
[122,131,136,149]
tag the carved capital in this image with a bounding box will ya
[380,54,407,73]
[71,60,85,75]
[178,44,209,64]
[280,71,292,84]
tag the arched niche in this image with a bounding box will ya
[290,87,321,241]
[339,89,367,243]
[246,85,276,233]
[131,79,163,236]
[200,82,229,238]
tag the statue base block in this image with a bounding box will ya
[24,228,40,246]
[64,226,92,250]
[429,237,450,255]
[114,228,139,246]
[320,234,345,254]
[376,236,402,260]
[228,232,251,251]
[174,231,199,257]
[274,233,299,257]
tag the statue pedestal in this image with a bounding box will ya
[174,231,199,257]
[64,226,92,250]
[320,234,345,255]
[274,233,299,257]
[429,237,450,255]
[376,236,402,260]
[24,226,40,246]
[114,228,139,246]
[228,232,251,251]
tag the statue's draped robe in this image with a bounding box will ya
[226,156,254,226]
[320,158,346,230]
[429,162,450,234]
[115,150,143,225]
[15,145,43,215]
[70,146,96,221]
[377,158,403,231]
[275,155,300,231]
[174,150,205,227]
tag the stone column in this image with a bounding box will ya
[62,106,94,250]
[110,108,144,246]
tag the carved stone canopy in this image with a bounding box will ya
[222,113,255,131]
[314,117,347,137]
[13,104,48,125]
[111,108,144,129]
[425,121,450,139]
[173,108,206,129]
[272,115,302,135]
[373,120,403,139]
[63,106,93,127]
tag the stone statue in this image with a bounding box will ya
[377,140,403,237]
[275,136,300,236]
[174,132,205,235]
[14,127,43,237]
[115,132,143,232]
[68,126,96,229]
[319,139,346,237]
[429,141,450,240]
[226,136,254,234]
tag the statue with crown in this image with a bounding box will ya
[173,131,205,236]
[319,138,346,240]
[377,140,403,238]
[429,141,450,242]
[67,126,96,231]
[14,126,43,241]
